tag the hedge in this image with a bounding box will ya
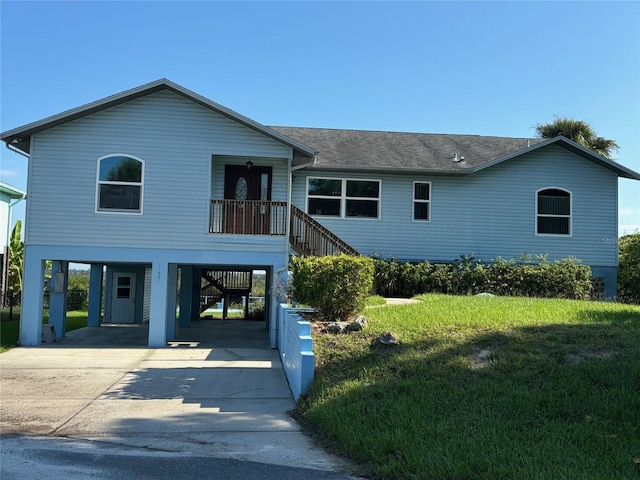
[373,255,593,300]
[618,233,640,304]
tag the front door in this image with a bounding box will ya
[224,164,272,234]
[111,273,136,323]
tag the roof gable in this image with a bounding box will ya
[0,79,317,161]
[472,136,640,180]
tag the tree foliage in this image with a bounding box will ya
[535,116,619,159]
[8,221,24,291]
[618,233,640,304]
[106,158,142,182]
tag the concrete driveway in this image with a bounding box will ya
[1,321,357,476]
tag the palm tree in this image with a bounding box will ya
[535,116,619,159]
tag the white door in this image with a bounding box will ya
[111,273,136,323]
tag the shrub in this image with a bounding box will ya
[618,233,640,304]
[291,254,374,321]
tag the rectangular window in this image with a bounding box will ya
[413,182,431,221]
[307,178,380,219]
[117,276,131,298]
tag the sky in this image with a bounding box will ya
[1,0,639,236]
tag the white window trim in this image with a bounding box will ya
[535,187,572,237]
[306,177,381,220]
[95,153,145,215]
[412,181,432,223]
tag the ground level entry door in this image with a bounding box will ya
[223,164,272,234]
[111,273,136,323]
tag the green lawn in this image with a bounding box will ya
[298,294,640,480]
[0,310,88,353]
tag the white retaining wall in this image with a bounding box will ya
[276,304,315,401]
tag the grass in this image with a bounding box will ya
[0,309,88,353]
[297,294,640,480]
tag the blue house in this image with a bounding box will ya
[2,79,638,347]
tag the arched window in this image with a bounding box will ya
[96,154,144,213]
[536,188,571,235]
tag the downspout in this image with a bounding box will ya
[4,142,29,245]
[271,154,316,347]
[6,197,26,246]
[277,154,316,273]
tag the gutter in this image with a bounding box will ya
[306,163,474,175]
[6,141,30,159]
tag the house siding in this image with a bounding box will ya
[292,145,619,267]
[25,90,292,251]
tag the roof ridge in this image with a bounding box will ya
[271,125,537,140]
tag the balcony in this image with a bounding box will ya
[210,199,287,235]
[210,200,359,257]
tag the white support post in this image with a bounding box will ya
[178,265,193,328]
[166,263,178,340]
[148,260,169,347]
[20,248,45,346]
[87,264,103,327]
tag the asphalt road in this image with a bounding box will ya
[1,436,363,480]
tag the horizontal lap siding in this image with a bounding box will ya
[292,146,618,266]
[26,90,291,251]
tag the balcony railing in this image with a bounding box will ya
[210,200,360,257]
[210,199,287,235]
[289,205,360,256]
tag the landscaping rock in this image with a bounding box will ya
[378,331,400,345]
[347,315,368,332]
[325,322,349,334]
[470,348,494,370]
[474,292,496,297]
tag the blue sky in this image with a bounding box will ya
[1,1,639,234]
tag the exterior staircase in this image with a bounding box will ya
[289,205,359,257]
[201,270,253,318]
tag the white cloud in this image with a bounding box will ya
[0,168,20,179]
[619,208,640,217]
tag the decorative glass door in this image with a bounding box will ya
[223,164,272,234]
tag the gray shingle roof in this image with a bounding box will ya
[271,126,544,173]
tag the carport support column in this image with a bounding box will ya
[87,263,103,327]
[20,248,45,346]
[48,261,69,338]
[148,261,178,347]
[166,263,178,340]
[191,267,202,322]
[178,265,194,328]
[149,261,169,347]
